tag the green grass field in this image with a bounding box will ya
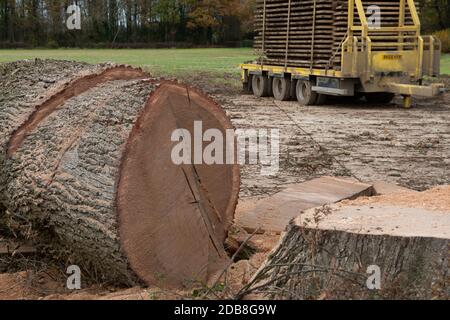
[0,49,448,76]
[441,54,450,75]
[0,48,255,77]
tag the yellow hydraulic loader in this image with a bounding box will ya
[241,0,445,108]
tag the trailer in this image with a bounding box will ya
[241,0,445,108]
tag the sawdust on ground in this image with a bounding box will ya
[340,185,450,212]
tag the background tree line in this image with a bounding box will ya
[0,0,256,47]
[0,0,448,48]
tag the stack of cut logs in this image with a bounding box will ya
[254,0,419,70]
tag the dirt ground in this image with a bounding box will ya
[0,69,449,300]
[341,185,450,212]
[0,228,281,300]
[216,90,450,198]
[1,186,448,300]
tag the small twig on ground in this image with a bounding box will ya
[202,228,261,299]
[235,260,368,300]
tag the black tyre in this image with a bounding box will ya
[296,80,318,105]
[252,75,269,97]
[365,92,395,104]
[272,77,291,101]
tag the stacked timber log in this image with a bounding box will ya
[0,60,240,287]
[255,0,338,69]
[254,0,420,70]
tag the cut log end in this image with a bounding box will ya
[118,83,240,287]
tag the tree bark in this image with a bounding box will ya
[0,59,147,201]
[7,0,15,43]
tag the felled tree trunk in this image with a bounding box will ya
[0,62,240,287]
[241,203,449,300]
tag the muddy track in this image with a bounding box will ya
[218,93,450,197]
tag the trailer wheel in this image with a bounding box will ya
[252,75,269,97]
[365,92,395,104]
[296,80,318,105]
[273,78,291,101]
